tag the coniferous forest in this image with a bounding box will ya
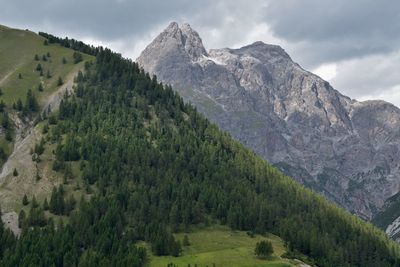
[0,34,399,267]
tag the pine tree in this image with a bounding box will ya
[31,195,39,208]
[73,51,83,64]
[16,99,23,111]
[36,63,42,71]
[255,240,273,259]
[0,100,6,112]
[22,194,29,206]
[18,209,26,228]
[57,77,63,86]
[37,83,44,92]
[34,54,39,61]
[43,198,49,211]
[13,168,18,176]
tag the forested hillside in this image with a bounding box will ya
[0,33,399,267]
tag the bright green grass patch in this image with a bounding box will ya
[0,25,93,107]
[147,225,296,267]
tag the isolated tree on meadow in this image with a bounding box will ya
[255,240,273,259]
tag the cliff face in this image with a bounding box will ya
[137,22,400,227]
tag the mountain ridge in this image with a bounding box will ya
[137,22,400,231]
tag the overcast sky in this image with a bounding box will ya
[1,0,400,106]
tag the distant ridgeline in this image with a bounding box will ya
[0,33,399,267]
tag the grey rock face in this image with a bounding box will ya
[137,23,400,227]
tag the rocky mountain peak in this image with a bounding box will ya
[137,23,400,230]
[137,22,207,73]
[180,23,208,60]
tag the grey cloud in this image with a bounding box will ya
[332,51,400,98]
[0,0,210,40]
[264,0,400,66]
[1,0,400,106]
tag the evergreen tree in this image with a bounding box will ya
[0,100,6,112]
[73,51,83,64]
[18,209,26,228]
[13,168,18,177]
[57,76,63,86]
[1,112,9,128]
[22,194,28,205]
[43,198,49,211]
[36,63,42,71]
[25,89,39,113]
[37,83,44,92]
[255,240,273,258]
[16,99,23,111]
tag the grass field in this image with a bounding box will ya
[146,225,299,267]
[0,24,92,107]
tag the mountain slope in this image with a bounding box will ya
[0,29,398,266]
[137,22,400,225]
[0,25,93,232]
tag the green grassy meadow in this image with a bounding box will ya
[0,25,92,107]
[146,225,298,267]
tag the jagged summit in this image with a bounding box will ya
[137,22,207,72]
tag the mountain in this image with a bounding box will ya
[137,22,400,231]
[0,25,399,266]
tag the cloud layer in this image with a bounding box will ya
[1,0,399,106]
